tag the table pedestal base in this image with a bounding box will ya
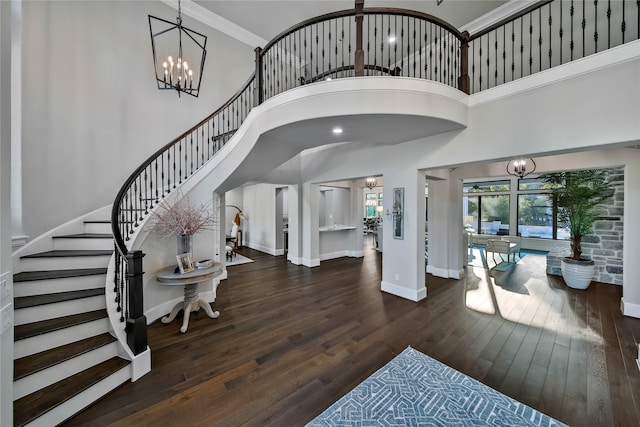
[161,283,220,333]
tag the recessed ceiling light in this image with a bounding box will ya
[388,35,396,43]
[332,127,343,135]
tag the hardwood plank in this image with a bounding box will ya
[62,248,640,427]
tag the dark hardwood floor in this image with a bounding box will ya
[64,246,640,426]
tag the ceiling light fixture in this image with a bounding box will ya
[332,127,343,134]
[365,177,377,189]
[149,0,207,97]
[506,157,536,179]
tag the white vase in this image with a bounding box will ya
[561,257,595,290]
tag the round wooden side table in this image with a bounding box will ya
[156,262,223,333]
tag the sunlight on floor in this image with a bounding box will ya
[464,247,566,330]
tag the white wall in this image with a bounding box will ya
[242,183,277,255]
[224,187,244,237]
[0,1,14,423]
[20,0,254,240]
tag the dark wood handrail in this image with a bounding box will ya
[261,9,356,53]
[260,7,467,58]
[363,7,467,41]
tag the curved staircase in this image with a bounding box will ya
[12,219,130,427]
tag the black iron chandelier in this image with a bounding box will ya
[149,0,207,97]
[506,157,536,179]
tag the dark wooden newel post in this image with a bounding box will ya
[126,250,147,355]
[254,47,264,106]
[458,31,470,94]
[355,0,365,76]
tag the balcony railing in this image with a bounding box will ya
[111,0,639,355]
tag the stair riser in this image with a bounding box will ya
[14,275,107,298]
[19,256,111,271]
[53,238,114,251]
[14,341,119,401]
[14,318,110,359]
[15,296,106,326]
[84,223,112,234]
[23,364,130,427]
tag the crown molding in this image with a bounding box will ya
[460,0,538,35]
[161,0,267,48]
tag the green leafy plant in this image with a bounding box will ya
[540,169,614,261]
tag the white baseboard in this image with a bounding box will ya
[381,280,426,302]
[301,257,320,267]
[449,268,465,279]
[621,298,640,319]
[287,254,302,265]
[426,265,449,278]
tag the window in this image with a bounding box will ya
[463,181,510,235]
[517,194,553,238]
[516,178,567,239]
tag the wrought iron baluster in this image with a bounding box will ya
[594,0,599,53]
[560,0,564,64]
[494,31,498,86]
[153,159,158,204]
[412,17,417,77]
[621,0,626,43]
[539,8,543,72]
[529,13,534,75]
[511,21,515,81]
[142,168,148,215]
[582,0,586,57]
[607,0,611,48]
[549,3,553,68]
[486,33,490,88]
[178,138,183,183]
[571,0,575,60]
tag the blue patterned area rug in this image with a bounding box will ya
[307,347,567,427]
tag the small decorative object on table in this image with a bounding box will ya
[195,259,213,269]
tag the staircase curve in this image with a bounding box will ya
[107,0,640,422]
[110,5,470,368]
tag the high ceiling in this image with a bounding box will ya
[193,1,510,42]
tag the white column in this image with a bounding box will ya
[622,155,640,318]
[426,178,450,278]
[301,182,319,267]
[348,183,364,257]
[380,169,426,301]
[286,184,301,265]
[10,0,25,249]
[0,0,15,424]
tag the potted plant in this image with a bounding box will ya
[540,169,614,289]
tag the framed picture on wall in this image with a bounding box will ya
[393,187,404,239]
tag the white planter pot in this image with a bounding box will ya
[561,257,595,290]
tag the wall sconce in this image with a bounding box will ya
[506,157,536,179]
[365,177,377,189]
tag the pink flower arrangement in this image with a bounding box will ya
[152,195,217,237]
